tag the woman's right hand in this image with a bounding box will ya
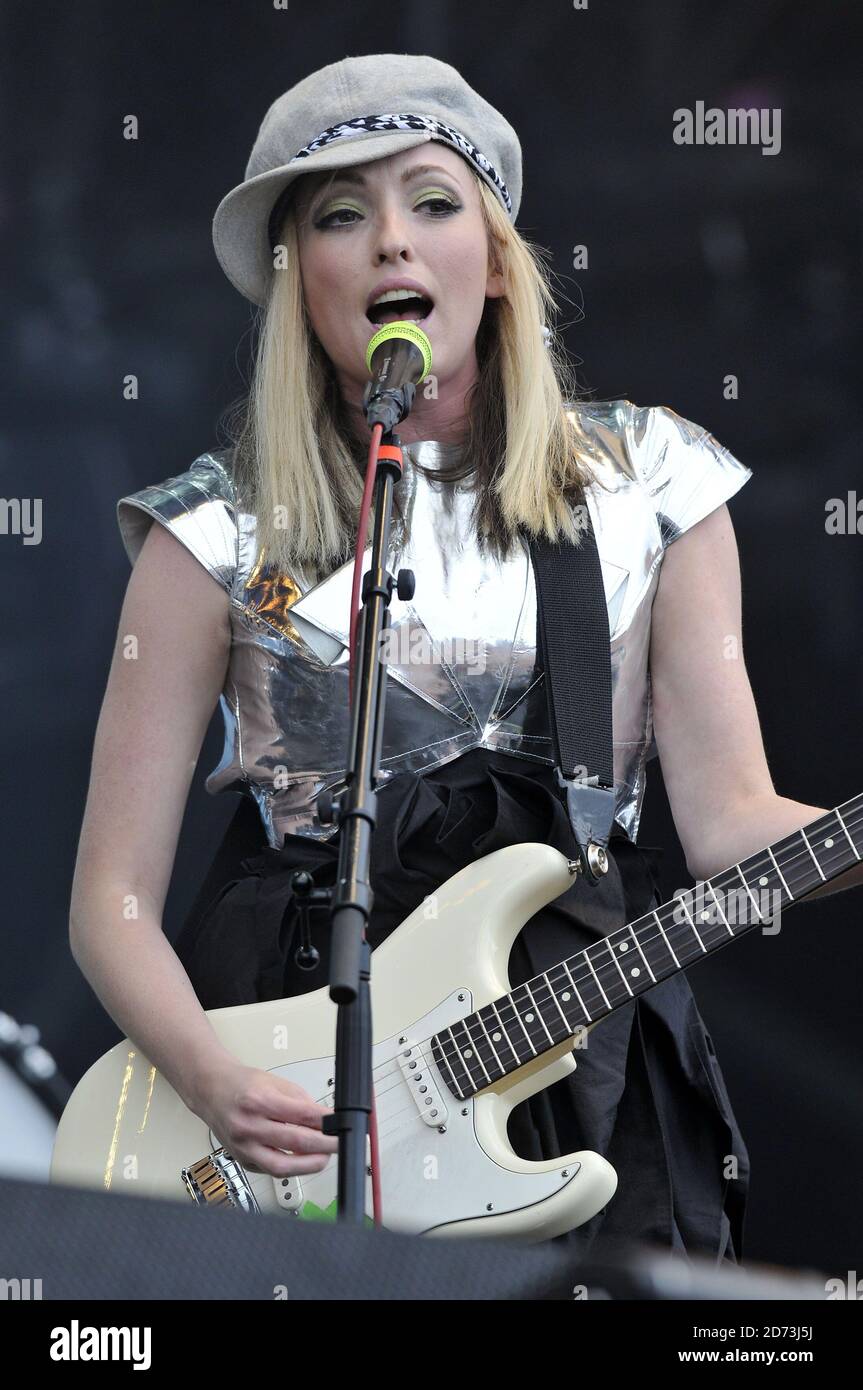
[190,1056,339,1178]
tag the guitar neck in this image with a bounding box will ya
[431,793,863,1100]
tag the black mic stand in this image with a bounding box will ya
[294,381,416,1225]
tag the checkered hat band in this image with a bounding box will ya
[290,112,512,214]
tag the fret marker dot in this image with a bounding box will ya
[759,876,768,886]
[561,991,571,1002]
[824,838,834,848]
[492,1032,501,1042]
[701,911,710,921]
[619,942,629,953]
[630,967,641,978]
[463,1048,473,1059]
[525,1012,535,1023]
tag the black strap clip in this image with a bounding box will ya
[555,768,615,885]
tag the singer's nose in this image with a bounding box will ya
[373,202,415,264]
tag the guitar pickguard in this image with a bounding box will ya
[225,990,579,1234]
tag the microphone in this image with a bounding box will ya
[363,320,433,433]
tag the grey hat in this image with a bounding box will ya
[212,53,522,307]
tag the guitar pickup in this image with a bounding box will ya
[398,1041,449,1127]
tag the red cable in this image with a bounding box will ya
[347,421,384,1225]
[368,1088,383,1226]
[348,422,383,705]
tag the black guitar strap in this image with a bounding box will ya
[526,503,617,886]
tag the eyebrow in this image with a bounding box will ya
[315,163,461,195]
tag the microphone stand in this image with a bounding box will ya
[310,384,416,1225]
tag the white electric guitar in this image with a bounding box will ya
[51,794,861,1241]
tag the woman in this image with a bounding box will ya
[70,53,830,1263]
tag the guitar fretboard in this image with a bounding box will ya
[430,794,862,1100]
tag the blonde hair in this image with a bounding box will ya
[220,164,608,581]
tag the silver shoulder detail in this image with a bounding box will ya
[624,402,752,549]
[116,451,238,594]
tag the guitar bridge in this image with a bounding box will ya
[182,1148,260,1212]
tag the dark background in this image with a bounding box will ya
[2,1,861,1276]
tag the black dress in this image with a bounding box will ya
[175,746,749,1263]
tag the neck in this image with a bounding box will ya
[343,396,470,449]
[337,354,479,449]
[431,792,863,1099]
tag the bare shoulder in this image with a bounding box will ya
[70,521,233,929]
[127,518,232,646]
[649,502,775,875]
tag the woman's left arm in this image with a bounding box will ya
[648,502,863,898]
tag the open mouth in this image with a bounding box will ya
[366,294,434,328]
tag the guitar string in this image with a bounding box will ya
[346,792,863,1145]
[427,798,863,1077]
[302,798,863,1124]
[308,798,863,1118]
[289,811,861,1150]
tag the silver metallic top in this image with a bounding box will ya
[117,399,752,849]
